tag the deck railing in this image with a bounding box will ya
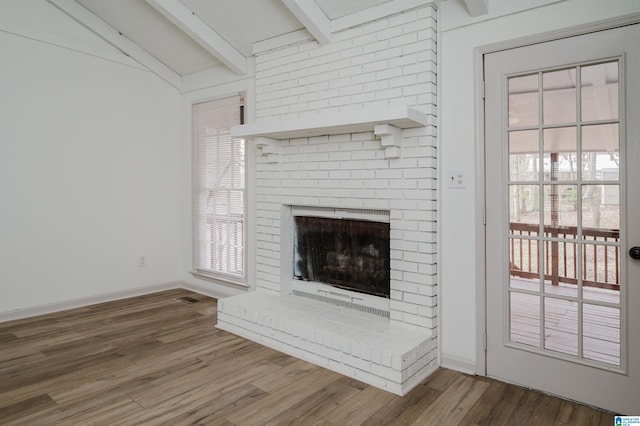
[509,223,620,291]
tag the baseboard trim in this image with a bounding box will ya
[440,354,477,375]
[0,281,180,323]
[0,279,252,324]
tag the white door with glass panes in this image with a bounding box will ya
[485,24,640,414]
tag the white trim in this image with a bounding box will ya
[440,354,477,375]
[252,29,313,56]
[477,13,640,55]
[47,0,182,89]
[191,95,247,282]
[180,81,257,294]
[441,0,564,32]
[473,46,487,376]
[0,281,179,323]
[0,280,248,324]
[189,270,250,290]
[145,0,247,76]
[435,2,444,381]
[181,280,246,299]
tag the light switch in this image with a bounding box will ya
[446,170,466,189]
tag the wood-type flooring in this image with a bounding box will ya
[0,289,614,425]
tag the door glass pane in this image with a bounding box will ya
[582,124,620,182]
[581,181,621,305]
[543,240,578,297]
[543,68,577,125]
[543,185,578,230]
[583,304,620,365]
[582,243,621,304]
[581,62,619,121]
[509,130,539,181]
[510,237,540,291]
[510,292,540,347]
[509,74,539,127]
[543,127,577,181]
[582,184,619,230]
[509,185,539,228]
[544,297,578,356]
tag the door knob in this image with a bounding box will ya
[630,247,640,260]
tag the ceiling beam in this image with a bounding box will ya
[464,0,489,17]
[281,0,333,45]
[146,0,247,75]
[48,0,182,89]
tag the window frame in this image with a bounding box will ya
[191,94,247,285]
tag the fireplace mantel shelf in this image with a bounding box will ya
[231,106,428,140]
[231,106,430,161]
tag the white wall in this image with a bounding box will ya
[439,0,640,372]
[0,1,182,315]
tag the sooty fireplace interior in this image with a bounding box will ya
[293,216,390,298]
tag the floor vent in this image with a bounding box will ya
[179,296,199,304]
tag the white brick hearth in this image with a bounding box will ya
[218,2,439,395]
[217,292,437,395]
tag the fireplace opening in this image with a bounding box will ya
[293,216,390,298]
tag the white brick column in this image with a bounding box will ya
[219,3,440,395]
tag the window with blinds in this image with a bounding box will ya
[192,95,245,280]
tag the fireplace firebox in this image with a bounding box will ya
[293,216,390,298]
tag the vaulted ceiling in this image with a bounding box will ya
[47,0,423,89]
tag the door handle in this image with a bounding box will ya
[630,247,640,260]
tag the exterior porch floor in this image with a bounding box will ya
[510,277,620,366]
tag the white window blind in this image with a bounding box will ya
[193,95,245,280]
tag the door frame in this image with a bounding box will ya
[475,13,640,377]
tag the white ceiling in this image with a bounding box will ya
[57,0,403,80]
[77,0,222,75]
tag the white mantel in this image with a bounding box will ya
[231,106,430,140]
[232,106,430,161]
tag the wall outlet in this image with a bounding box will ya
[446,170,466,189]
[138,255,147,267]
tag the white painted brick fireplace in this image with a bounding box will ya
[217,2,439,395]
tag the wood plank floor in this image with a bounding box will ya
[510,277,621,365]
[0,289,614,425]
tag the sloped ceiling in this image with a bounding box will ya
[76,0,308,75]
[49,0,431,88]
[77,0,222,75]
